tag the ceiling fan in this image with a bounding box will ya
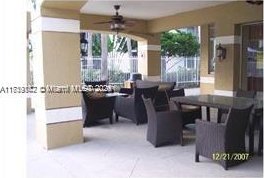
[246,0,263,5]
[94,5,135,33]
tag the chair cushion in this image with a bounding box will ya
[181,104,200,112]
[85,91,106,99]
[158,83,175,91]
[84,80,107,87]
[135,80,175,91]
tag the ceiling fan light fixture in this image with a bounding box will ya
[110,23,125,33]
[94,5,135,34]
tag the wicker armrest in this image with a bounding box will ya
[196,119,226,142]
[157,110,181,120]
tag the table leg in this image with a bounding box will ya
[206,107,210,121]
[217,109,222,123]
[249,114,256,156]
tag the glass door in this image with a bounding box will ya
[241,22,263,92]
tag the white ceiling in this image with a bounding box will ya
[81,1,233,20]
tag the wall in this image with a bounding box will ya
[42,31,81,109]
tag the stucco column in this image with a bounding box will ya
[214,22,241,96]
[31,8,83,149]
[138,34,161,81]
[200,24,215,94]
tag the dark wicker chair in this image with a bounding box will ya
[236,89,256,98]
[220,89,256,122]
[167,88,202,126]
[134,80,175,111]
[142,96,183,147]
[195,105,253,170]
[119,88,133,95]
[82,92,115,127]
[114,86,158,125]
[258,114,263,155]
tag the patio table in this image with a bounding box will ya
[171,94,263,155]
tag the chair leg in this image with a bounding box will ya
[115,114,119,122]
[258,122,263,156]
[180,135,184,146]
[195,152,199,162]
[249,116,256,156]
[224,164,228,170]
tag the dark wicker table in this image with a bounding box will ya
[171,94,263,155]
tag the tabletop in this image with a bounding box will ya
[171,94,263,110]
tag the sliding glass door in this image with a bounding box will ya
[241,22,263,91]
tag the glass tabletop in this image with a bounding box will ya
[105,92,129,97]
[171,94,263,110]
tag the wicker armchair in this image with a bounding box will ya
[195,105,253,170]
[220,89,256,119]
[142,97,183,147]
[82,92,115,127]
[114,86,158,125]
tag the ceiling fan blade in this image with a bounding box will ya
[128,31,154,37]
[125,19,137,23]
[94,21,112,24]
[125,23,135,27]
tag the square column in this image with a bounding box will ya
[31,9,83,149]
[138,34,161,81]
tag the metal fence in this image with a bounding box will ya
[81,56,138,87]
[81,56,200,88]
[161,56,200,88]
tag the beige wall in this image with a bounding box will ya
[200,83,214,94]
[147,2,262,33]
[46,120,83,149]
[41,0,86,11]
[41,8,80,20]
[214,44,235,91]
[42,32,81,109]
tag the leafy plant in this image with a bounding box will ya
[161,30,200,57]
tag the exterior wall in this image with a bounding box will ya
[42,31,81,109]
[46,120,83,149]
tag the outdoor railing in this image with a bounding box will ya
[81,56,138,87]
[81,56,200,88]
[161,56,200,88]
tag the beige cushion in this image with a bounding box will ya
[85,92,106,99]
[135,80,175,91]
[181,104,200,112]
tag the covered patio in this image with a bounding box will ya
[27,0,263,177]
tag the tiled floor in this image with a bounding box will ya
[27,113,263,178]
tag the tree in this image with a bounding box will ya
[161,30,200,57]
[92,33,101,56]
